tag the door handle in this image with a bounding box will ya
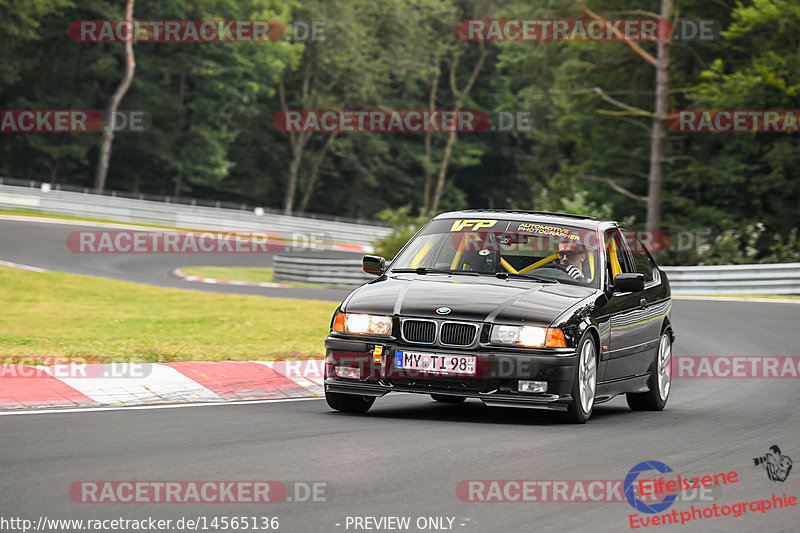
[640,298,648,309]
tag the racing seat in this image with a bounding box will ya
[459,248,500,273]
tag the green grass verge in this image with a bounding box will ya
[180,266,324,289]
[0,266,338,361]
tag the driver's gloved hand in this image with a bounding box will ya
[565,265,584,281]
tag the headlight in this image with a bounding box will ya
[490,325,566,348]
[332,312,392,336]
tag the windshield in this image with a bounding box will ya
[390,218,601,288]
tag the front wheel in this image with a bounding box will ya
[325,391,375,413]
[565,334,597,424]
[627,331,672,411]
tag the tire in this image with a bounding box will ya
[430,394,466,403]
[564,333,598,424]
[627,330,672,411]
[325,391,375,413]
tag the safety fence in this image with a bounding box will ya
[662,263,800,295]
[273,256,374,287]
[0,180,390,248]
[273,255,800,295]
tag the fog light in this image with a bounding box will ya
[334,366,361,379]
[519,380,547,393]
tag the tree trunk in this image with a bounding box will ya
[172,170,183,198]
[578,0,669,228]
[171,72,186,198]
[284,144,303,214]
[646,0,671,230]
[172,72,186,198]
[420,46,443,216]
[428,43,486,215]
[299,131,338,213]
[282,128,313,214]
[280,48,314,215]
[429,111,459,215]
[93,0,136,193]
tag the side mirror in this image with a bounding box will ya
[362,255,386,276]
[613,272,645,293]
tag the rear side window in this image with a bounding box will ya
[603,229,634,286]
[620,229,656,282]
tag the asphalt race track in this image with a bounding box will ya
[0,217,353,301]
[1,216,799,532]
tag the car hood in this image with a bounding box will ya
[342,274,597,326]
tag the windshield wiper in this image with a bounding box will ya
[496,272,558,283]
[391,267,479,276]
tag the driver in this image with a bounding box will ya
[557,241,587,281]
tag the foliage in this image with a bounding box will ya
[1,0,799,264]
[373,206,429,259]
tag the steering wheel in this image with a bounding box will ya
[541,261,570,273]
[537,261,590,283]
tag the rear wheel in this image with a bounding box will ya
[565,334,597,424]
[430,394,466,403]
[325,391,375,413]
[627,331,672,411]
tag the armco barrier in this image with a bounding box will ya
[273,256,374,287]
[273,255,800,295]
[661,263,800,295]
[0,181,390,248]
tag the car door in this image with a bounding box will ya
[620,228,669,374]
[601,229,652,381]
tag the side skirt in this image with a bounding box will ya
[596,374,650,398]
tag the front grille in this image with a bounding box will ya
[389,377,486,393]
[440,323,477,346]
[402,320,436,343]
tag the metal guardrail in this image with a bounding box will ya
[0,181,391,248]
[661,263,800,295]
[273,256,374,287]
[273,255,800,295]
[5,177,795,295]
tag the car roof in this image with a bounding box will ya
[434,209,614,230]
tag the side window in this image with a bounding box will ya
[604,229,634,285]
[620,229,656,283]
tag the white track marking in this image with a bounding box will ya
[171,268,291,288]
[0,259,49,272]
[0,396,323,416]
[42,364,224,405]
[256,360,324,395]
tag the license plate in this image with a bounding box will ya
[395,351,476,376]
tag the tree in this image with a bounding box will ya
[577,0,671,230]
[93,0,135,193]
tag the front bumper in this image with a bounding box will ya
[324,335,578,411]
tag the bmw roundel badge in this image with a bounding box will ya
[436,307,451,315]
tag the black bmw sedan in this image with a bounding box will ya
[324,210,675,423]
